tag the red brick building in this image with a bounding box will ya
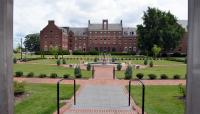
[40,20,137,52]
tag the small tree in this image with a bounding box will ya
[124,65,133,79]
[74,65,82,78]
[117,63,122,71]
[152,45,161,58]
[50,46,59,59]
[87,63,91,71]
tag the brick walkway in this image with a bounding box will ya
[62,65,136,114]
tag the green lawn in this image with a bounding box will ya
[116,65,186,79]
[15,83,79,114]
[13,64,92,79]
[130,85,185,114]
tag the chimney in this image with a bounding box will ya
[88,20,90,25]
[120,20,123,26]
[102,19,108,30]
[48,20,55,25]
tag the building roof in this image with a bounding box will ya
[178,20,188,31]
[123,27,137,37]
[68,27,88,36]
[88,24,122,31]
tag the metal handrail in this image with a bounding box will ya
[57,79,76,114]
[128,79,145,114]
[92,66,95,79]
[113,67,115,79]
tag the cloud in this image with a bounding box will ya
[13,0,188,47]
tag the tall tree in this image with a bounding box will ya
[23,33,40,52]
[137,7,185,54]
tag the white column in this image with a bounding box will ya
[186,0,200,114]
[0,0,14,114]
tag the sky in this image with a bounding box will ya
[14,0,188,48]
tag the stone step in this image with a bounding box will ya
[64,109,137,114]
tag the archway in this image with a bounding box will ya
[0,0,199,114]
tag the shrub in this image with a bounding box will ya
[39,74,47,78]
[62,59,66,64]
[27,72,34,77]
[57,59,61,66]
[149,61,154,67]
[94,58,98,62]
[14,81,25,96]
[13,58,17,64]
[173,74,181,79]
[124,65,132,79]
[179,84,186,98]
[144,59,148,65]
[87,63,91,71]
[63,74,70,79]
[112,58,116,62]
[136,73,144,79]
[50,73,58,78]
[148,74,157,80]
[117,63,122,71]
[160,74,168,79]
[15,71,23,77]
[74,66,82,78]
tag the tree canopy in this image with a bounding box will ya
[137,7,185,54]
[24,33,40,52]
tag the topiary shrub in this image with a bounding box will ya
[173,74,181,79]
[62,59,66,64]
[39,74,47,78]
[149,61,154,67]
[94,58,98,62]
[57,59,61,66]
[50,73,58,78]
[87,63,91,71]
[63,74,70,79]
[124,65,133,79]
[148,74,157,80]
[27,72,34,78]
[112,58,116,62]
[15,71,23,77]
[117,63,122,71]
[144,59,148,65]
[74,66,82,78]
[14,81,25,96]
[136,73,144,79]
[160,74,168,79]
[13,58,17,64]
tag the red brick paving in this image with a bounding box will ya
[14,78,186,86]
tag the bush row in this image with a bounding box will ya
[135,73,184,80]
[166,57,187,63]
[15,71,72,79]
[35,50,70,55]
